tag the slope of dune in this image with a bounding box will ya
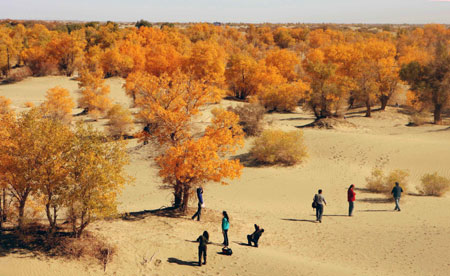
[1,76,450,276]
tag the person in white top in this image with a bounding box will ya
[313,189,327,223]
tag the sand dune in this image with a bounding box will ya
[1,76,450,276]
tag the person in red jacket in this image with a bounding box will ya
[347,184,356,216]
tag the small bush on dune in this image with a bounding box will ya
[250,129,307,165]
[418,173,450,196]
[2,67,32,84]
[408,112,428,126]
[386,169,409,192]
[228,103,265,136]
[366,168,386,193]
[58,232,116,266]
[366,167,409,195]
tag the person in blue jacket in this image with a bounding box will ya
[191,187,203,221]
[391,182,403,211]
[222,211,230,247]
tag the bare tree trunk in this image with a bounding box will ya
[379,95,389,111]
[2,188,6,223]
[76,210,89,237]
[6,47,10,77]
[174,180,183,209]
[181,186,190,214]
[45,202,57,234]
[365,100,372,117]
[0,195,2,230]
[434,104,442,124]
[18,199,26,230]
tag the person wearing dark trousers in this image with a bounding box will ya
[391,182,403,211]
[191,187,203,221]
[196,231,209,266]
[348,184,356,216]
[314,189,327,223]
[222,211,230,247]
[247,224,264,247]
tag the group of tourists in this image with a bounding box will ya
[192,187,264,266]
[313,182,404,222]
[192,182,404,266]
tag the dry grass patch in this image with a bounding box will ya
[228,103,265,136]
[0,224,115,269]
[366,167,409,195]
[408,112,428,126]
[418,173,450,196]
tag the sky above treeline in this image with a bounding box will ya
[1,0,449,24]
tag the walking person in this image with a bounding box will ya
[196,231,209,266]
[313,189,327,223]
[191,187,203,221]
[222,211,230,247]
[348,184,356,216]
[391,182,403,211]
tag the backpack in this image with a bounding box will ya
[312,194,318,208]
[222,247,233,255]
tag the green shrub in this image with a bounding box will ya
[249,129,307,165]
[418,173,450,196]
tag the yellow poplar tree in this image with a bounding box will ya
[156,109,244,211]
[66,123,130,237]
[77,68,112,120]
[41,86,75,123]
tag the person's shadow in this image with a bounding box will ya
[167,257,199,266]
[233,241,252,247]
[281,218,317,223]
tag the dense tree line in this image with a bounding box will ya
[1,21,449,217]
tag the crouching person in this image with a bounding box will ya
[196,231,209,266]
[247,224,264,247]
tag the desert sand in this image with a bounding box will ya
[1,76,450,276]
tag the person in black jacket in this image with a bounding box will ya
[247,224,264,247]
[391,182,404,211]
[196,231,209,266]
[191,187,203,221]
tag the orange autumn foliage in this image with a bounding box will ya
[156,109,244,210]
[41,86,75,123]
[258,81,310,112]
[126,70,221,144]
[77,69,111,119]
[265,49,300,81]
[184,39,226,84]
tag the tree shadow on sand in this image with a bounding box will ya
[0,224,92,259]
[357,198,392,204]
[121,206,185,221]
[358,209,394,212]
[234,241,251,247]
[281,218,316,223]
[231,153,264,168]
[167,257,199,266]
